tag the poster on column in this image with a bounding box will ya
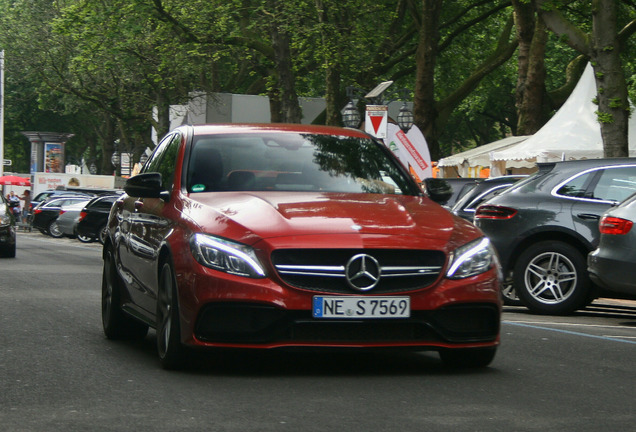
[45,143,63,173]
[385,123,433,183]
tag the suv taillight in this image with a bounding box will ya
[79,211,88,221]
[599,216,633,235]
[475,205,517,220]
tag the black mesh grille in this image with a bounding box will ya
[271,249,446,294]
[194,303,500,344]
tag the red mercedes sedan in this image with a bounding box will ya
[102,124,501,369]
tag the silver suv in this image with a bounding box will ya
[475,158,636,315]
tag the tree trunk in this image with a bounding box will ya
[591,0,629,157]
[534,0,630,157]
[513,1,548,135]
[155,91,171,142]
[413,0,443,160]
[269,1,302,124]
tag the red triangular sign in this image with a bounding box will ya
[370,115,384,134]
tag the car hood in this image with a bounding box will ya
[185,192,474,246]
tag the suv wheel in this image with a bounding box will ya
[513,241,591,315]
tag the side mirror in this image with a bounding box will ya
[124,173,169,200]
[424,178,453,205]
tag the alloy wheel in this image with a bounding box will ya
[523,251,577,305]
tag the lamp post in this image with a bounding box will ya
[340,82,414,134]
[111,140,120,175]
[397,102,414,132]
[341,86,366,128]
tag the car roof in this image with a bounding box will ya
[180,123,373,139]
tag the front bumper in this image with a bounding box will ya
[174,251,501,350]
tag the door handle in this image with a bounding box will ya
[576,213,600,221]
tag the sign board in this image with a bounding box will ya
[33,173,117,197]
[385,123,432,183]
[3,159,11,166]
[365,105,388,139]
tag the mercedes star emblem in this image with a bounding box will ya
[345,254,381,291]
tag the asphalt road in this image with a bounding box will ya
[1,231,636,431]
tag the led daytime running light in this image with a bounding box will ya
[447,237,492,278]
[193,233,265,277]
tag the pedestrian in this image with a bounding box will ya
[8,191,20,218]
[19,189,31,224]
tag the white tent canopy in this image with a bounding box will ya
[490,63,636,176]
[437,135,529,177]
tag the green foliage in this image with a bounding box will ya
[0,0,634,171]
[596,110,614,124]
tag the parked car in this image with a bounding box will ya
[588,192,636,296]
[56,201,92,241]
[451,176,526,221]
[30,189,93,212]
[475,158,636,315]
[76,194,120,243]
[32,196,92,237]
[431,177,482,209]
[0,193,17,257]
[103,124,502,370]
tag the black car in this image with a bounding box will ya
[30,189,93,212]
[0,193,17,257]
[76,195,120,243]
[426,177,481,208]
[451,176,526,221]
[32,196,92,237]
[475,158,636,315]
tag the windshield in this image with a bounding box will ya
[186,132,420,195]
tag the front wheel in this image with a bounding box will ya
[439,347,497,368]
[102,246,148,339]
[501,279,523,306]
[98,224,108,244]
[156,260,187,370]
[49,221,63,238]
[77,233,94,243]
[513,241,591,315]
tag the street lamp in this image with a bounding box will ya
[110,150,120,168]
[341,101,361,128]
[139,151,148,166]
[397,102,414,132]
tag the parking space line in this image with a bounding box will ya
[503,321,636,345]
[506,320,635,330]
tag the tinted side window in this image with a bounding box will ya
[556,172,596,198]
[590,166,636,202]
[145,133,181,190]
[95,199,115,210]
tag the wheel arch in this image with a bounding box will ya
[508,229,592,275]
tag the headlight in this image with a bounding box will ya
[190,233,266,278]
[446,237,496,279]
[0,212,11,226]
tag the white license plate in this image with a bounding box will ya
[312,296,410,319]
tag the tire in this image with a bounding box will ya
[98,224,108,244]
[439,347,497,368]
[77,233,94,243]
[513,241,590,315]
[156,260,187,370]
[102,246,149,339]
[501,280,523,306]
[0,243,16,258]
[49,220,63,238]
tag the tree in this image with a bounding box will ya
[534,0,636,157]
[413,0,519,160]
